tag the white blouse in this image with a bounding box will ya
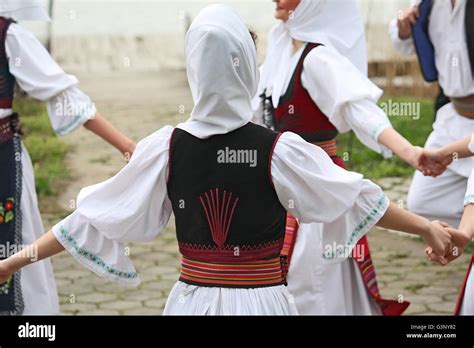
[253,44,393,158]
[389,0,474,98]
[2,23,95,134]
[51,126,389,287]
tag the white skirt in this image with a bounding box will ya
[287,222,381,315]
[19,143,60,315]
[163,281,298,315]
[460,264,474,315]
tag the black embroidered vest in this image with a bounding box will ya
[167,123,287,263]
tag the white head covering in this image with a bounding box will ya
[260,0,367,107]
[177,4,259,139]
[0,0,50,22]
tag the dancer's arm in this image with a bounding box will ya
[378,128,446,176]
[396,5,419,40]
[459,205,474,241]
[0,231,62,284]
[84,112,136,159]
[376,201,453,256]
[299,46,446,176]
[427,205,474,265]
[5,24,136,159]
[421,135,474,168]
[0,126,174,286]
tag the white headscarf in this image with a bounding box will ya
[0,0,50,22]
[177,4,259,139]
[261,0,367,107]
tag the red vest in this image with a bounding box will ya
[0,17,15,109]
[274,43,338,143]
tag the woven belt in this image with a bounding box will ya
[311,139,337,157]
[451,95,474,118]
[179,256,285,288]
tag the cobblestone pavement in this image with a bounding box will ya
[41,71,470,315]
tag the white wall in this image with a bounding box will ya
[23,0,413,72]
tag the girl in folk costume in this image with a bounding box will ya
[0,0,135,315]
[0,4,458,316]
[253,0,444,315]
[391,0,474,228]
[422,134,474,315]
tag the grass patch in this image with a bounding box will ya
[465,242,474,254]
[16,97,70,197]
[337,97,435,178]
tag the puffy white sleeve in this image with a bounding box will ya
[271,132,390,261]
[5,23,95,135]
[51,126,174,286]
[301,46,393,157]
[389,19,416,56]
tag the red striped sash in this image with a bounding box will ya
[314,139,337,157]
[180,256,285,288]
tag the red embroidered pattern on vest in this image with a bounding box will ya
[178,237,285,263]
[199,188,239,248]
[0,197,14,224]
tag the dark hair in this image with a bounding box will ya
[249,30,258,47]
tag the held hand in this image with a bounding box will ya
[0,259,14,285]
[397,5,419,40]
[421,220,453,257]
[418,147,452,177]
[426,228,472,265]
[420,147,453,168]
[406,146,446,177]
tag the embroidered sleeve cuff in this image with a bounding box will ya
[52,223,140,287]
[465,194,474,206]
[323,193,389,261]
[372,123,393,159]
[46,87,97,136]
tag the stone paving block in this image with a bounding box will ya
[137,272,161,283]
[404,294,445,305]
[405,303,429,315]
[122,308,160,315]
[60,302,98,314]
[54,268,95,280]
[426,301,457,314]
[144,280,176,291]
[58,283,97,296]
[99,300,143,311]
[83,309,121,315]
[119,289,164,302]
[76,292,119,304]
[146,266,180,276]
[143,298,167,309]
